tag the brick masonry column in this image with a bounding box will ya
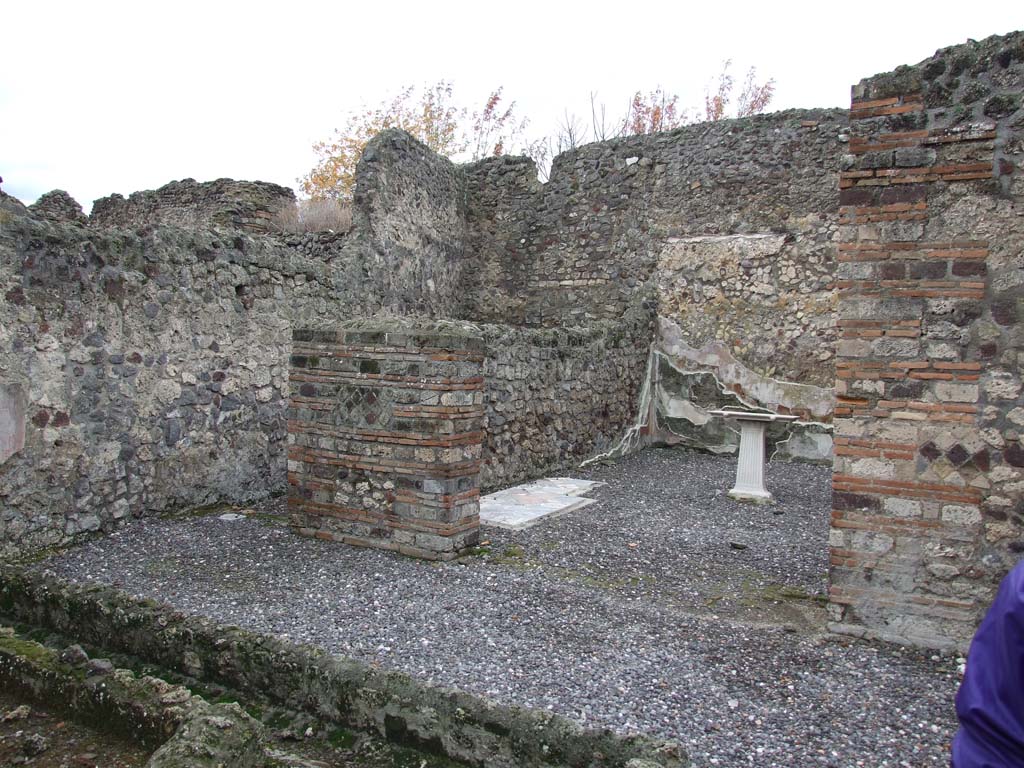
[287,322,483,560]
[829,34,1024,648]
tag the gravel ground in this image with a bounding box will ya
[38,448,962,768]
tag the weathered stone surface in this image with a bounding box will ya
[3,30,1021,654]
[460,112,844,464]
[91,178,296,234]
[477,311,652,489]
[0,384,25,466]
[0,132,499,557]
[463,109,846,342]
[1,622,267,767]
[28,190,87,225]
[656,234,836,390]
[147,704,264,768]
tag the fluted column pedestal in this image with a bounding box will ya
[708,410,799,505]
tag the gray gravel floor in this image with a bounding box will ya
[38,448,962,768]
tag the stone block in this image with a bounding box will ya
[941,505,982,525]
[0,384,26,465]
[894,147,937,167]
[934,382,980,404]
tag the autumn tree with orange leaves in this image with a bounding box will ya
[623,87,685,135]
[703,60,776,121]
[300,81,531,200]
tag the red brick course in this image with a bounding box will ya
[287,325,483,560]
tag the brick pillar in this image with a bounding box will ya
[287,322,483,560]
[829,36,1023,649]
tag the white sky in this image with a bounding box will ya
[2,1,1020,209]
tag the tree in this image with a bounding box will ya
[544,61,774,155]
[300,81,531,201]
[623,87,685,135]
[527,64,776,180]
[704,60,776,121]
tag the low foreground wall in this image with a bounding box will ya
[0,566,686,768]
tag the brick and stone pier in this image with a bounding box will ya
[287,321,484,560]
[829,33,1024,649]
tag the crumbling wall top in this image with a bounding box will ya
[90,177,296,234]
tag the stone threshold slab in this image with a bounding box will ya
[480,477,605,530]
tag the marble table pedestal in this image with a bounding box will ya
[708,409,799,504]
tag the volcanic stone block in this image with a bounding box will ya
[0,384,25,465]
[287,321,484,560]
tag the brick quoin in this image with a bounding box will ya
[287,323,484,561]
[828,33,1024,650]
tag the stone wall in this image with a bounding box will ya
[477,310,653,490]
[463,110,845,334]
[90,178,296,234]
[0,216,338,556]
[0,130,652,556]
[829,31,1024,648]
[462,110,846,461]
[288,321,484,560]
[0,133,480,558]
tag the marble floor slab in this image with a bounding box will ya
[479,477,604,530]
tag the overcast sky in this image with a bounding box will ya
[2,1,1020,210]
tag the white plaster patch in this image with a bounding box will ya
[655,319,834,421]
[659,392,711,425]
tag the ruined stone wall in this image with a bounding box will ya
[0,218,313,554]
[829,31,1024,648]
[350,129,475,319]
[477,310,653,491]
[463,111,846,459]
[0,132,477,557]
[90,178,296,234]
[1,129,655,557]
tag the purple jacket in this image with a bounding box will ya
[953,560,1024,767]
